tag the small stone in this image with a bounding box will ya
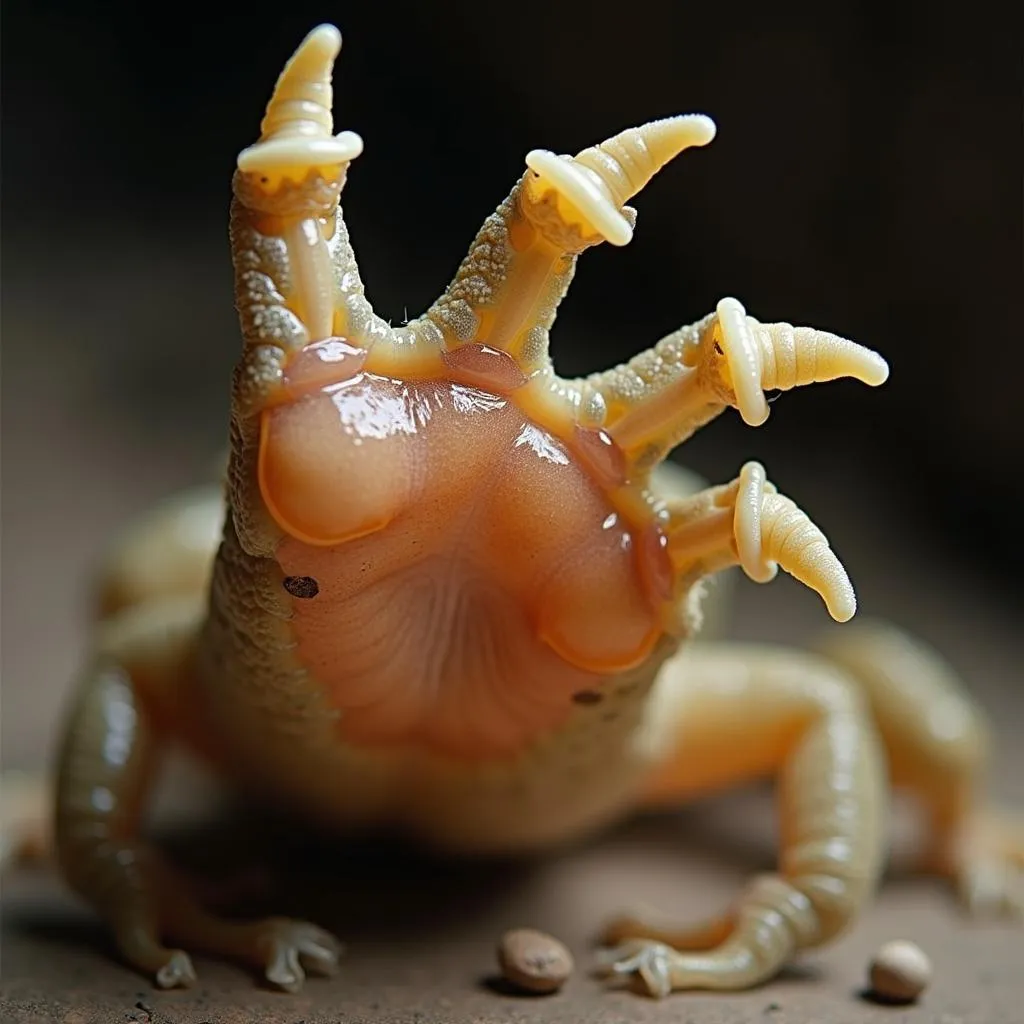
[497,928,574,994]
[868,939,932,1004]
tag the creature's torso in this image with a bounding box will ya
[190,371,691,851]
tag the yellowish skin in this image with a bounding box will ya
[40,24,1022,999]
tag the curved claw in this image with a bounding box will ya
[734,461,856,622]
[262,919,345,994]
[714,297,889,427]
[525,115,716,246]
[154,950,198,990]
[237,24,363,186]
[597,940,676,999]
[716,298,770,426]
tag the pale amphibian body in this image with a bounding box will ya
[51,25,1022,998]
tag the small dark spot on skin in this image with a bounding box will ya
[572,689,603,706]
[283,575,319,599]
[602,710,619,722]
[616,681,640,696]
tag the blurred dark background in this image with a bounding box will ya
[2,1,1021,768]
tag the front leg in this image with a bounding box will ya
[599,645,887,995]
[666,459,856,622]
[586,297,888,473]
[593,465,878,995]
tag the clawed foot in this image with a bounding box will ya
[667,459,857,622]
[145,915,343,993]
[255,918,344,993]
[597,939,680,998]
[595,933,755,998]
[154,950,198,989]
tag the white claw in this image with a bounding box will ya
[238,23,363,178]
[733,461,856,622]
[154,950,197,989]
[734,461,779,583]
[525,114,716,246]
[713,298,890,428]
[599,940,676,998]
[716,297,769,427]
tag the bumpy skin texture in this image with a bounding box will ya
[46,25,1023,998]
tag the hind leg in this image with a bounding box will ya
[1,484,225,873]
[816,621,1023,919]
[599,645,887,995]
[600,626,1022,997]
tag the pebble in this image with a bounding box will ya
[868,939,932,1004]
[497,928,574,994]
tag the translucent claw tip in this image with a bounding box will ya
[302,23,343,60]
[237,23,362,179]
[830,589,857,623]
[525,113,718,247]
[862,352,890,386]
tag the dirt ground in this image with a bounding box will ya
[3,523,1023,1023]
[3,797,1024,1024]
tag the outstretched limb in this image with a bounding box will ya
[665,459,857,623]
[420,112,718,390]
[586,297,889,474]
[54,594,342,992]
[585,458,883,995]
[816,622,1023,919]
[598,645,887,996]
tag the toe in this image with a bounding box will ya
[295,923,344,976]
[265,942,304,994]
[261,919,345,992]
[154,950,197,989]
[597,940,676,999]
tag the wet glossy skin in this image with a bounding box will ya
[40,23,1022,1001]
[262,366,660,757]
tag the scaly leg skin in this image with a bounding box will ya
[54,595,343,991]
[816,623,1024,920]
[600,647,887,996]
[597,634,1023,999]
[592,494,1021,995]
[592,461,886,996]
